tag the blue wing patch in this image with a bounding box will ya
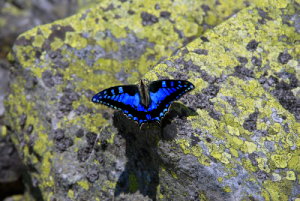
[92,84,142,119]
[92,80,194,126]
[146,80,194,122]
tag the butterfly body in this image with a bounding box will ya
[92,80,194,126]
[138,80,150,108]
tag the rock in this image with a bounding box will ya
[0,1,110,199]
[0,0,103,59]
[0,60,26,199]
[0,60,9,117]
[0,124,26,200]
[0,126,25,183]
[6,0,300,201]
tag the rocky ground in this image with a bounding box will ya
[0,0,105,200]
[3,0,300,200]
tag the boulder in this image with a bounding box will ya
[5,0,300,200]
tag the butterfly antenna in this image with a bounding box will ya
[139,122,144,129]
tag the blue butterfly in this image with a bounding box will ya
[92,80,195,126]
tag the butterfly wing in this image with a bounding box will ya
[145,80,194,122]
[92,85,146,122]
[92,80,195,126]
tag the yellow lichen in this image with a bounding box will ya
[245,141,257,154]
[78,180,89,191]
[33,34,45,48]
[223,186,232,192]
[229,148,239,158]
[68,189,74,199]
[272,173,281,182]
[171,171,178,180]
[0,126,7,137]
[50,37,64,51]
[176,138,191,155]
[288,155,300,172]
[227,125,240,136]
[271,154,291,169]
[286,171,296,181]
[256,157,270,173]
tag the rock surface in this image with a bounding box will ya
[0,0,104,59]
[0,60,26,200]
[0,1,113,199]
[5,0,300,200]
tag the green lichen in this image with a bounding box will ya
[264,179,293,201]
[244,141,257,154]
[32,34,45,48]
[129,173,138,193]
[107,132,115,144]
[191,144,211,166]
[68,189,74,199]
[50,38,64,51]
[288,155,300,172]
[286,171,296,181]
[223,186,232,193]
[0,126,7,137]
[0,18,7,27]
[242,158,257,172]
[229,148,239,158]
[271,154,291,169]
[171,171,178,180]
[78,180,89,191]
[176,138,191,155]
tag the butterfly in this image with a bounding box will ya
[92,80,195,126]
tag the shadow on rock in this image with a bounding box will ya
[113,102,196,200]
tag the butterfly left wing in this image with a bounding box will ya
[92,85,145,121]
[144,80,194,123]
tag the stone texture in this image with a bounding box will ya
[5,0,300,201]
[0,1,107,199]
[0,0,106,59]
[0,124,25,183]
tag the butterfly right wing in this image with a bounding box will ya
[145,80,195,122]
